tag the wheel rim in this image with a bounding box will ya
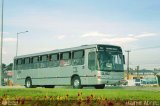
[74,79,80,88]
[26,80,31,88]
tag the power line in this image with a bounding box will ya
[124,45,160,70]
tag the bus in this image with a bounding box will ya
[13,44,125,89]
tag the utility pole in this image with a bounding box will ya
[16,31,28,56]
[136,65,139,78]
[0,0,4,86]
[125,50,131,80]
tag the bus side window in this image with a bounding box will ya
[88,52,96,71]
[40,55,48,68]
[60,52,71,66]
[41,55,48,61]
[24,57,30,70]
[48,54,59,67]
[17,59,23,70]
[30,57,33,69]
[14,59,17,70]
[33,56,39,69]
[24,58,30,64]
[72,50,84,65]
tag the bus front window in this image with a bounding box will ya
[98,51,124,71]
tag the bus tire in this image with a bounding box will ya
[72,76,83,89]
[95,84,105,89]
[25,78,33,88]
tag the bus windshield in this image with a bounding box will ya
[97,46,124,72]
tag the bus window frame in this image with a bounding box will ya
[60,52,71,66]
[50,53,59,61]
[24,57,30,64]
[72,50,84,66]
[32,56,40,69]
[32,56,39,63]
[40,55,48,62]
[48,53,60,67]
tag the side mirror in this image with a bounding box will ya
[123,55,125,64]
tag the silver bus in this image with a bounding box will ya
[13,44,125,89]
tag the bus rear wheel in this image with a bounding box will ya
[72,76,83,89]
[95,84,105,89]
[25,78,32,88]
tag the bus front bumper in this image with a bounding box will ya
[97,78,126,85]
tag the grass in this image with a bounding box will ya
[1,87,160,105]
[0,86,160,100]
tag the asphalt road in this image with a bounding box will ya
[0,85,159,91]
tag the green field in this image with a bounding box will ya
[0,87,160,106]
[0,86,160,100]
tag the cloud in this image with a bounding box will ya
[81,32,109,38]
[100,37,137,45]
[129,32,157,38]
[57,35,65,40]
[4,38,16,42]
[82,32,157,45]
[2,50,7,55]
[101,33,157,45]
[0,32,10,35]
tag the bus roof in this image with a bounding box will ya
[14,44,121,59]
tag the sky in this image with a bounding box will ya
[1,0,160,70]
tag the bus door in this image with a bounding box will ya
[84,48,97,84]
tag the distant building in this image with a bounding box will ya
[126,70,159,86]
[129,70,155,79]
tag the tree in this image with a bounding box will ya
[154,68,160,71]
[2,63,6,72]
[2,63,6,69]
[6,63,13,70]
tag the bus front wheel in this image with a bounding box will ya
[95,84,105,89]
[72,76,83,89]
[25,78,32,88]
